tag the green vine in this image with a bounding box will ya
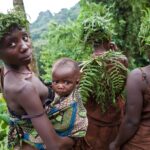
[79,51,128,112]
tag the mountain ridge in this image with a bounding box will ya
[30,3,80,40]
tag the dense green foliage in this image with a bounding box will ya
[38,2,116,82]
[0,94,9,150]
[82,0,150,68]
[39,21,91,82]
[35,0,150,82]
[138,8,150,53]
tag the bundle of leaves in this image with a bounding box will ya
[0,9,29,40]
[138,8,150,52]
[81,15,114,46]
[79,51,128,112]
[79,2,115,47]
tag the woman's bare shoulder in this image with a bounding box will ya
[129,68,141,77]
[4,75,33,97]
[127,68,142,86]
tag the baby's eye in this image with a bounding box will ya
[52,80,59,84]
[64,81,72,85]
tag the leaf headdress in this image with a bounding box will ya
[79,2,115,47]
[0,10,29,41]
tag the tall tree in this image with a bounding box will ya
[13,0,26,13]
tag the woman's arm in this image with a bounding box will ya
[109,69,143,150]
[16,81,61,150]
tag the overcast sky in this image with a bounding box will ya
[0,0,80,23]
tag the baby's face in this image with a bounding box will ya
[52,67,78,97]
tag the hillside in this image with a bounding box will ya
[30,3,80,41]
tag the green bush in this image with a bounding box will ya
[0,93,9,149]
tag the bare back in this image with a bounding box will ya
[138,66,150,126]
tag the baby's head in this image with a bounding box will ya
[52,58,80,97]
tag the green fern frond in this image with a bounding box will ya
[79,51,128,112]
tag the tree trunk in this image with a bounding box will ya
[13,0,39,74]
[13,0,26,13]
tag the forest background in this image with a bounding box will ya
[30,0,150,82]
[0,0,150,149]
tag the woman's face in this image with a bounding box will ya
[92,41,118,57]
[0,28,32,66]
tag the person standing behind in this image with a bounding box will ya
[78,12,128,150]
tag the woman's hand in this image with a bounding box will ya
[59,137,75,150]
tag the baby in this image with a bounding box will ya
[47,58,88,143]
